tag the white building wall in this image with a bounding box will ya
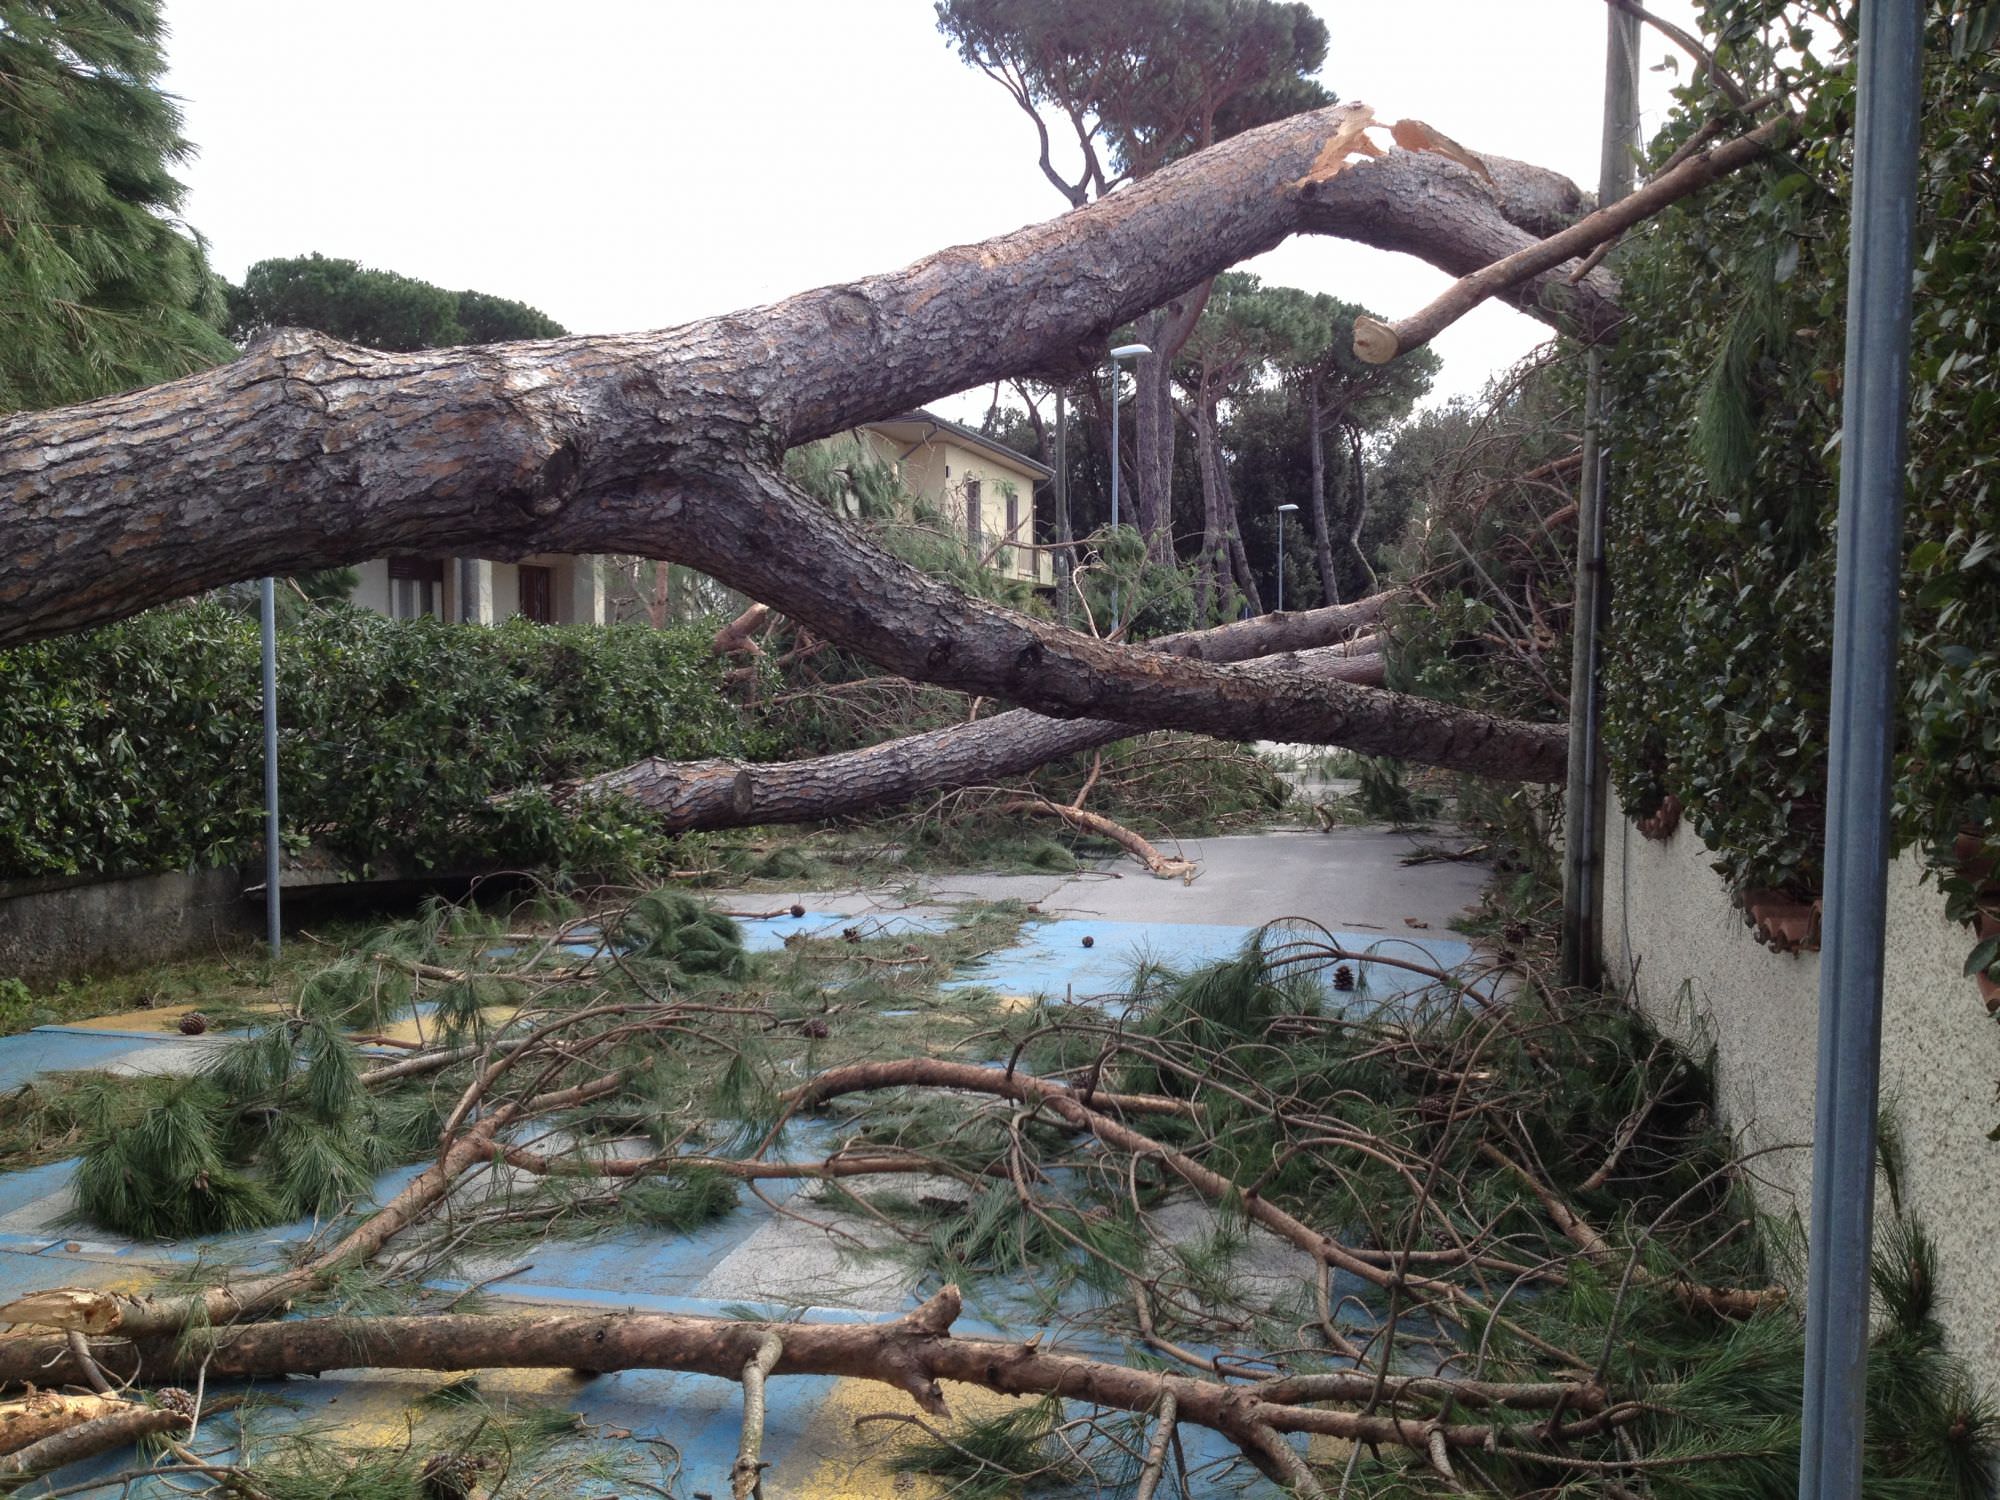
[1602,793,2000,1392]
[351,559,391,616]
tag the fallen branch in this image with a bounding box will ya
[1477,1145,1784,1318]
[0,1402,186,1477]
[731,1333,783,1499]
[1352,115,1789,364]
[581,635,1385,831]
[2,1290,1638,1472]
[711,602,772,658]
[999,797,1195,881]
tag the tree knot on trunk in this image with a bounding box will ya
[924,636,956,671]
[501,437,583,519]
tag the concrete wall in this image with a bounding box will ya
[1602,795,2000,1391]
[0,868,258,988]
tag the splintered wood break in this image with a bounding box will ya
[1292,108,1491,193]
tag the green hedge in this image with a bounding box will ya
[0,602,745,880]
[1603,3,2000,923]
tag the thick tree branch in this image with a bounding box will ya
[0,103,1609,647]
[1353,117,1789,364]
[3,1294,1637,1466]
[581,597,1394,829]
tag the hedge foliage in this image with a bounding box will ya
[0,602,744,881]
[1603,2,2000,920]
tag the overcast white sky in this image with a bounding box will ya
[161,0,1703,416]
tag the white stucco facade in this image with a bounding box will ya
[1601,794,2000,1392]
[351,554,606,626]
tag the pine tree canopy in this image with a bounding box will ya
[228,254,568,353]
[0,0,235,414]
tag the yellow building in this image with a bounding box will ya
[856,410,1056,588]
[346,410,1050,627]
[349,554,607,626]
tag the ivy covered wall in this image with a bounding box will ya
[1603,2,1999,946]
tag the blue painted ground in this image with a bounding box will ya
[0,901,1477,1496]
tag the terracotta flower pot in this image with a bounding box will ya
[1742,888,1823,955]
[1953,828,2000,1013]
[1636,794,1683,842]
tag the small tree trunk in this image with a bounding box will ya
[1186,390,1227,621]
[1306,377,1339,603]
[1346,424,1377,593]
[1218,443,1264,615]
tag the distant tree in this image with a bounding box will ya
[0,0,235,414]
[1256,288,1438,602]
[937,0,1331,557]
[228,254,566,352]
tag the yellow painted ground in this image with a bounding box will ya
[60,1000,515,1046]
[367,1006,517,1048]
[788,1376,1024,1499]
[61,1000,274,1034]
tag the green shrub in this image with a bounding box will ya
[0,601,746,880]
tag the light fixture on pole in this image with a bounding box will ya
[1107,343,1151,631]
[1275,503,1300,613]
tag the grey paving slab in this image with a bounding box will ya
[926,828,1489,936]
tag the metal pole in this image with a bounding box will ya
[1108,360,1121,630]
[258,576,281,957]
[1798,10,1922,1497]
[1054,388,1072,614]
[1277,516,1285,613]
[1559,4,1641,988]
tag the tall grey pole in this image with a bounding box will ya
[1277,517,1285,612]
[1798,9,1922,1497]
[259,577,281,957]
[1108,361,1121,630]
[1559,5,1641,987]
[1054,388,1072,614]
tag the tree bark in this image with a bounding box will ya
[2,1292,1630,1467]
[0,104,1612,644]
[581,598,1393,830]
[1306,377,1339,603]
[1217,445,1263,615]
[1133,285,1210,562]
[0,104,1638,780]
[1345,425,1376,593]
[1186,389,1228,619]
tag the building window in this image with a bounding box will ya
[518,565,555,624]
[1004,489,1023,573]
[387,557,444,620]
[965,478,982,545]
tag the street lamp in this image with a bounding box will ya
[1106,343,1152,630]
[1275,503,1300,613]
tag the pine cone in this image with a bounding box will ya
[421,1453,487,1500]
[1332,964,1356,992]
[799,1017,830,1039]
[155,1387,197,1419]
[178,1012,209,1035]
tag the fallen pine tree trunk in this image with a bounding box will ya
[577,596,1393,831]
[0,1287,1632,1492]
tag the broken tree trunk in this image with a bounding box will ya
[0,103,1635,781]
[576,596,1393,830]
[1,1290,1634,1477]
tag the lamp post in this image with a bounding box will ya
[1107,343,1151,630]
[1275,503,1299,612]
